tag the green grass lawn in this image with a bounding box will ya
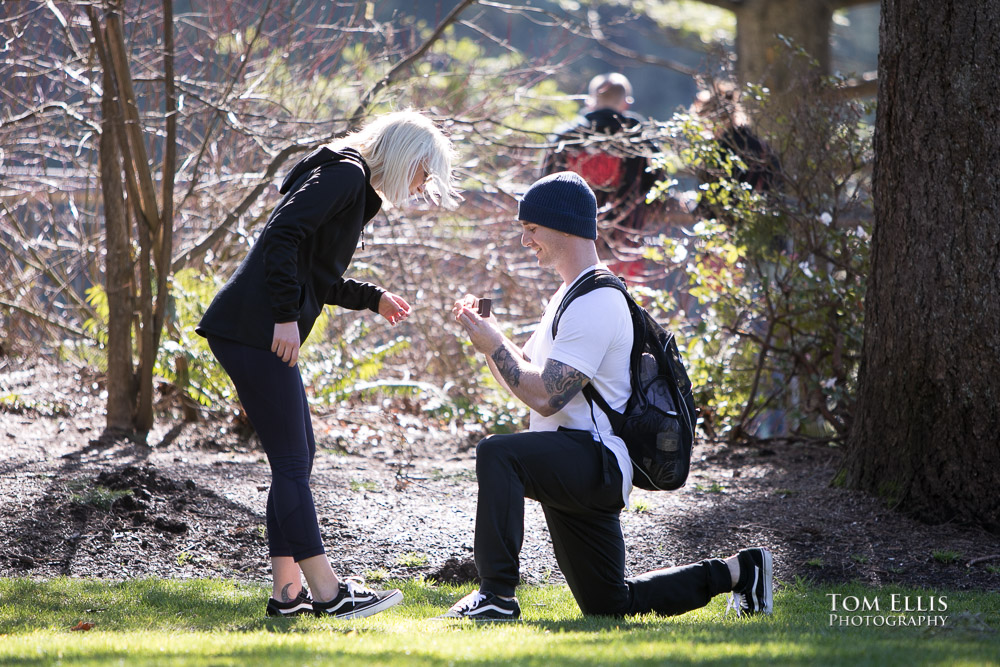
[0,577,997,666]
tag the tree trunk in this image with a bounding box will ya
[157,0,177,363]
[733,0,833,91]
[846,0,1000,531]
[90,3,177,440]
[97,49,136,435]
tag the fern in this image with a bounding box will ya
[304,325,411,403]
[154,268,233,409]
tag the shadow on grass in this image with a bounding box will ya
[0,577,262,633]
[1,628,996,667]
[2,578,997,667]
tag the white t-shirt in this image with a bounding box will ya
[522,265,634,507]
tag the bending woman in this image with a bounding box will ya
[197,110,459,619]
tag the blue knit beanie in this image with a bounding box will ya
[517,171,598,240]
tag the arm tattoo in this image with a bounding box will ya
[542,360,589,413]
[491,346,522,388]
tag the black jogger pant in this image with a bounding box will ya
[474,430,733,616]
[208,336,324,561]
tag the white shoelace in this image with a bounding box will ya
[726,591,748,616]
[453,590,487,613]
[343,577,375,601]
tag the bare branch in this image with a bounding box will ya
[967,554,1000,567]
[692,0,877,17]
[347,0,479,126]
[1,102,100,133]
[170,143,309,272]
[177,0,275,212]
[831,73,878,100]
[43,0,85,60]
[104,9,161,235]
[0,298,87,337]
[153,0,177,359]
[832,0,878,9]
[688,0,745,10]
[586,10,699,77]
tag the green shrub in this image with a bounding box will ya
[156,268,234,410]
[650,57,873,443]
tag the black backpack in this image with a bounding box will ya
[552,269,697,491]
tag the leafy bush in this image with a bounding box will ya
[56,286,111,370]
[156,269,234,411]
[70,269,417,421]
[651,63,874,443]
[301,318,410,405]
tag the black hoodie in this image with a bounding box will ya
[197,146,385,351]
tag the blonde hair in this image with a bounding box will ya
[333,110,460,208]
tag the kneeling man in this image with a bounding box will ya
[446,171,773,620]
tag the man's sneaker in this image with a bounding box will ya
[313,578,403,619]
[265,588,313,617]
[727,547,773,617]
[438,590,521,621]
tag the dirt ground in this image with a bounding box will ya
[2,359,999,599]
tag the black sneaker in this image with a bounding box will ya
[727,547,773,617]
[438,590,521,621]
[266,588,313,617]
[313,578,403,619]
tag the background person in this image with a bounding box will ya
[543,73,665,281]
[196,110,459,618]
[690,79,782,231]
[443,171,772,620]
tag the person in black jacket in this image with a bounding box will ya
[543,73,664,280]
[544,74,663,230]
[691,80,782,232]
[197,110,459,619]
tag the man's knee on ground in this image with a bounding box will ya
[579,600,629,618]
[573,584,632,618]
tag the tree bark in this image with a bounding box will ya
[94,22,136,435]
[846,0,1000,531]
[693,0,878,99]
[157,0,176,360]
[102,8,160,436]
[733,0,832,91]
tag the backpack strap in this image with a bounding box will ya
[583,383,624,432]
[551,268,628,339]
[551,268,632,433]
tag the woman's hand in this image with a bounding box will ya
[272,321,301,367]
[379,292,412,326]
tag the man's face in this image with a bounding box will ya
[520,222,564,268]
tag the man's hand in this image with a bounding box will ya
[379,292,412,326]
[272,321,300,367]
[452,294,592,416]
[452,294,504,355]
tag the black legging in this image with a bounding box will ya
[474,430,733,616]
[208,336,324,561]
